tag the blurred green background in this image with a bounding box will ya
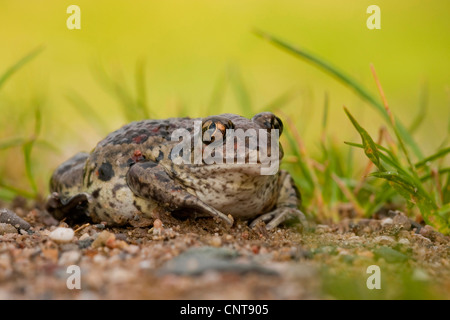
[0,0,449,197]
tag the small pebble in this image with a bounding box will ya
[0,208,31,230]
[210,236,222,247]
[392,214,411,230]
[42,248,59,262]
[412,268,430,281]
[0,253,11,269]
[315,225,331,234]
[368,220,382,232]
[108,268,133,284]
[60,243,79,252]
[139,260,154,270]
[419,225,448,243]
[374,236,395,245]
[152,219,164,236]
[125,245,140,255]
[412,233,432,244]
[93,254,107,264]
[59,250,81,266]
[251,245,260,254]
[259,247,269,254]
[397,230,411,239]
[105,236,116,249]
[92,231,115,248]
[49,227,75,243]
[398,238,410,245]
[78,238,94,249]
[115,233,128,241]
[358,250,374,259]
[153,219,163,229]
[79,233,91,241]
[0,223,18,235]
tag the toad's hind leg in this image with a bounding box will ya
[46,152,92,223]
[126,161,233,227]
[249,170,306,230]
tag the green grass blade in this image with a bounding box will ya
[344,141,395,157]
[331,173,365,216]
[409,82,427,134]
[348,141,420,190]
[0,182,36,199]
[420,168,450,182]
[370,171,435,211]
[263,89,298,112]
[364,182,399,216]
[22,140,37,194]
[347,141,449,175]
[0,188,16,201]
[344,107,383,170]
[283,130,314,190]
[254,30,423,159]
[33,106,42,138]
[0,46,44,91]
[435,106,450,150]
[254,30,378,108]
[415,147,450,169]
[436,203,450,220]
[370,171,447,233]
[34,139,61,153]
[0,137,25,150]
[369,171,418,195]
[135,59,150,119]
[344,141,363,149]
[92,63,141,121]
[443,172,450,204]
[22,107,42,196]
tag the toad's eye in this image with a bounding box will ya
[271,116,283,134]
[201,117,234,145]
[251,112,284,135]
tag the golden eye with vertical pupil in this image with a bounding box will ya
[201,117,234,145]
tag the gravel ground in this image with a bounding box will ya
[0,200,449,300]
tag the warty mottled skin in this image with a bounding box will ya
[46,112,305,229]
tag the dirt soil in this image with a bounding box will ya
[0,200,449,300]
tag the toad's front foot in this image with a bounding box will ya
[249,206,306,230]
[126,161,234,227]
[46,191,92,224]
[249,170,306,230]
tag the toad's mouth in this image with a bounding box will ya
[198,141,284,165]
[184,142,284,176]
[169,125,284,175]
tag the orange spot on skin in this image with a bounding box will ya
[131,150,145,163]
